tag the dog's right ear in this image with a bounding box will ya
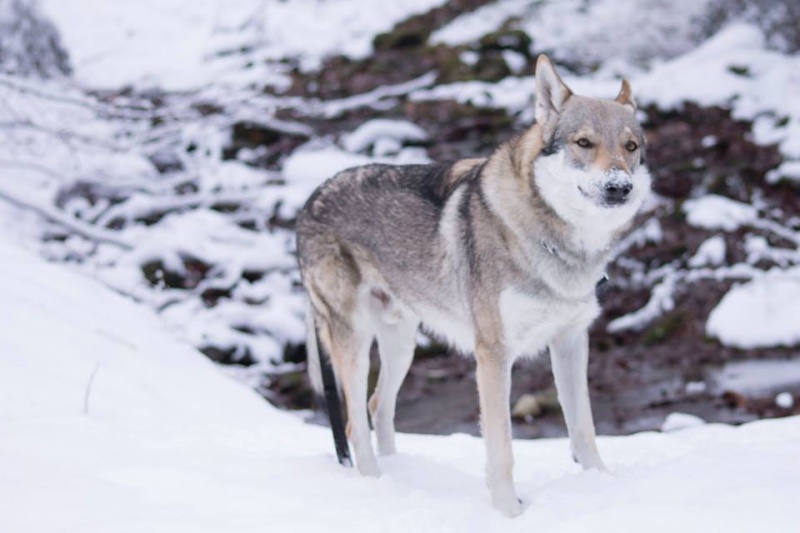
[535,55,572,128]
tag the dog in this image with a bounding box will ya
[296,55,650,517]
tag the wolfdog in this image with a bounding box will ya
[296,55,650,516]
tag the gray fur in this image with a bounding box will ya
[296,55,651,517]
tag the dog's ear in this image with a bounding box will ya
[615,79,636,112]
[535,55,572,127]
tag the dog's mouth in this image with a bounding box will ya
[602,197,628,208]
[578,185,629,209]
[577,186,593,200]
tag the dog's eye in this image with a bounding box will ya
[625,141,638,152]
[576,138,593,148]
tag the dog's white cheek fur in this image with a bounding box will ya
[534,152,650,253]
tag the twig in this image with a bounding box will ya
[83,364,100,415]
[0,119,128,151]
[0,75,193,122]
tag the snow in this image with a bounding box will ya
[607,274,677,333]
[683,194,759,231]
[41,0,450,90]
[282,142,430,212]
[433,0,707,71]
[685,381,708,395]
[689,235,727,268]
[767,159,800,184]
[776,392,795,409]
[708,359,800,397]
[706,269,800,348]
[2,233,800,532]
[2,2,800,528]
[661,413,706,432]
[342,118,429,154]
[411,76,539,111]
[430,0,532,47]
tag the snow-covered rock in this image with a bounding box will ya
[707,270,800,348]
[683,194,758,231]
[661,412,707,432]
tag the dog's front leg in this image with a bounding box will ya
[549,326,606,470]
[475,338,523,517]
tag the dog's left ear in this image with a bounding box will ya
[535,55,572,128]
[615,79,636,112]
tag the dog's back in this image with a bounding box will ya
[297,159,484,342]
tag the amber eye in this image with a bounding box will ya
[625,140,639,152]
[576,138,593,148]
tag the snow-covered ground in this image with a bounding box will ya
[2,232,799,532]
[41,0,450,90]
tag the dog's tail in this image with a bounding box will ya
[305,298,352,467]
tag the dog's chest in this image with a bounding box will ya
[498,287,599,358]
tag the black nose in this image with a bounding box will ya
[604,181,632,205]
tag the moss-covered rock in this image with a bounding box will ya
[373,26,430,50]
[472,50,512,82]
[478,29,532,56]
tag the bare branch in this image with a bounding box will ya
[0,186,134,250]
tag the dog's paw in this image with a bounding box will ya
[493,496,524,518]
[571,447,607,472]
[491,488,524,518]
[579,455,607,472]
[356,458,381,478]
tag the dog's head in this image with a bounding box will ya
[532,55,650,229]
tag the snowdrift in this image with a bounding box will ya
[1,235,798,532]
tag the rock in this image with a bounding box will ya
[512,389,560,419]
[512,394,542,418]
[473,50,512,82]
[373,27,429,50]
[478,29,533,56]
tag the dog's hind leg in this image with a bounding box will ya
[549,326,606,471]
[304,247,380,477]
[331,315,380,477]
[370,312,418,456]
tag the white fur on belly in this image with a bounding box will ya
[499,286,599,359]
[417,304,475,354]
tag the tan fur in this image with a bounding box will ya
[615,79,635,109]
[449,157,486,179]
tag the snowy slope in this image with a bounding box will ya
[2,232,800,531]
[40,0,449,90]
